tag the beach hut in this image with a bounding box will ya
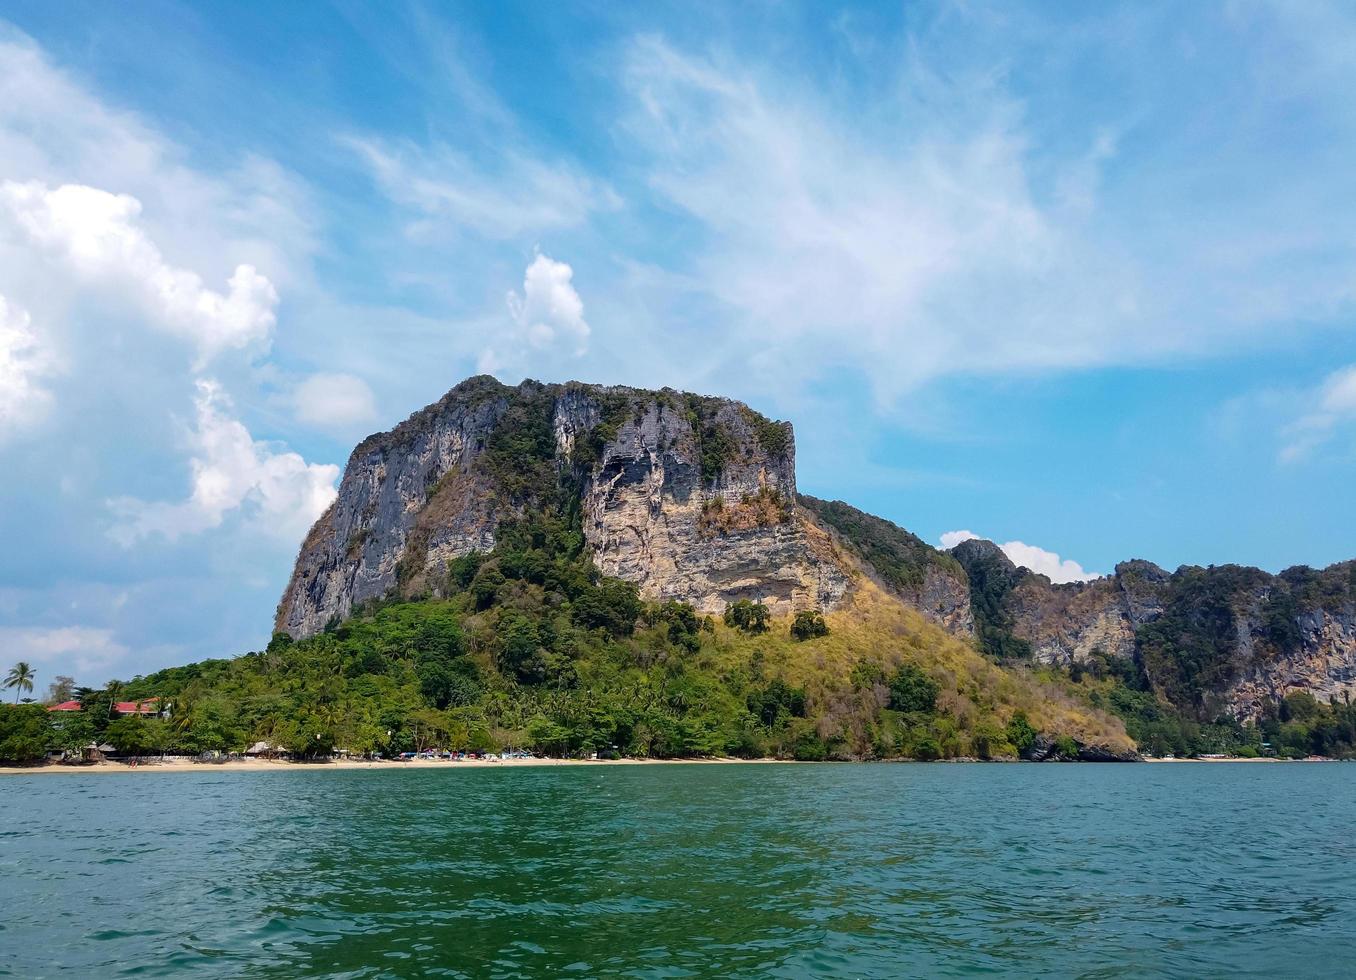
[83,742,117,762]
[246,741,286,759]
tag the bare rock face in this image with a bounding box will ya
[276,377,850,639]
[276,377,509,638]
[1003,560,1170,666]
[572,395,849,614]
[950,537,1356,721]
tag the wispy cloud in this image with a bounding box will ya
[292,372,379,434]
[615,24,1356,403]
[1280,365,1356,463]
[344,135,619,240]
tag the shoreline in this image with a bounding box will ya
[1,754,1338,775]
[0,756,789,775]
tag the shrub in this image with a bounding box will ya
[1006,711,1038,754]
[791,729,828,761]
[790,610,829,641]
[572,580,642,637]
[969,722,1010,760]
[910,736,942,761]
[747,680,807,726]
[887,663,939,714]
[723,599,770,634]
[699,422,737,484]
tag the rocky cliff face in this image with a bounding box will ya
[949,540,1356,721]
[277,377,850,639]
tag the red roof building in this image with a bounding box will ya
[46,697,162,715]
[114,699,160,715]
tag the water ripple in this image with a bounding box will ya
[1,764,1354,977]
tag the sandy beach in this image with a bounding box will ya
[0,755,790,775]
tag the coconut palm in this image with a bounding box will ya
[5,662,35,703]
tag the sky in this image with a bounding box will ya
[2,1,1355,687]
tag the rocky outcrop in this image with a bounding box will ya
[1021,734,1140,762]
[277,377,850,639]
[949,537,1356,721]
[276,377,508,638]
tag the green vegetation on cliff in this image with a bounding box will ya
[800,496,963,593]
[1054,650,1356,759]
[3,528,1133,763]
[947,540,1033,662]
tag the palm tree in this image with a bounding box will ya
[5,662,35,703]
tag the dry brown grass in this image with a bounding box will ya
[705,579,1133,753]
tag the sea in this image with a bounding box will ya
[2,762,1353,977]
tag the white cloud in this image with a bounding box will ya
[940,529,1100,584]
[617,33,1356,403]
[293,372,379,432]
[0,294,55,440]
[344,136,619,240]
[109,379,338,546]
[0,625,129,678]
[0,180,278,365]
[939,529,980,550]
[0,34,313,287]
[480,252,591,374]
[1280,364,1356,463]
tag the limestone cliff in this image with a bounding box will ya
[949,539,1356,721]
[277,377,850,639]
[276,373,1356,728]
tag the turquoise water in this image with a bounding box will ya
[1,763,1353,978]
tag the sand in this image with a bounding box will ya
[0,755,787,775]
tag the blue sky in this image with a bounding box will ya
[2,1,1355,686]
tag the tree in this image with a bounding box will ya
[887,663,939,714]
[0,704,53,762]
[45,675,76,705]
[723,599,770,634]
[105,715,152,759]
[790,610,829,641]
[5,662,35,703]
[1006,712,1038,754]
[50,710,97,758]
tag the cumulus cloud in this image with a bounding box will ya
[0,625,129,678]
[109,379,338,546]
[939,529,981,550]
[0,294,56,440]
[293,372,379,432]
[0,180,278,364]
[940,529,1100,584]
[1280,364,1356,462]
[480,252,591,374]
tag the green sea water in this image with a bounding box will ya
[2,763,1353,978]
